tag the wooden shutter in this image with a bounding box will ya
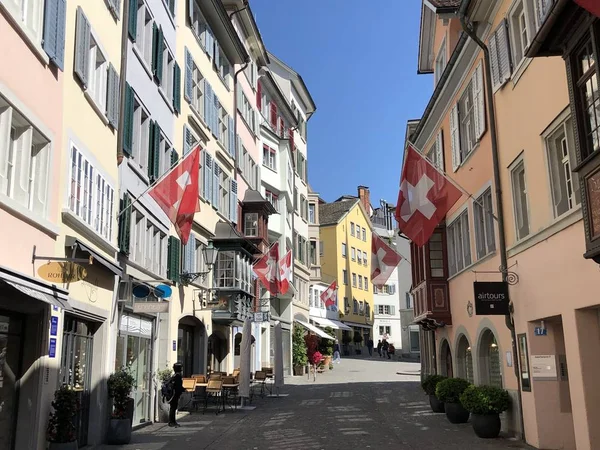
[187,0,194,26]
[171,149,179,168]
[74,6,90,87]
[183,234,195,273]
[107,64,120,128]
[123,83,134,156]
[213,94,220,140]
[0,107,12,194]
[228,116,235,158]
[435,131,444,171]
[206,25,215,60]
[167,236,181,283]
[278,117,284,138]
[184,47,193,103]
[489,31,501,88]
[473,61,486,140]
[183,125,192,155]
[173,62,181,113]
[204,152,213,203]
[148,121,160,182]
[212,163,220,208]
[128,0,137,41]
[289,128,294,152]
[169,0,175,15]
[498,20,512,84]
[205,82,214,133]
[256,81,262,109]
[42,0,66,70]
[269,102,277,128]
[230,179,238,224]
[450,104,460,171]
[31,146,49,216]
[118,193,132,254]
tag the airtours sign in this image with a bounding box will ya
[473,281,510,315]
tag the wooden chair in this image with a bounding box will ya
[209,373,222,381]
[192,374,207,383]
[182,378,196,392]
[222,376,236,385]
[204,379,223,415]
[253,371,269,398]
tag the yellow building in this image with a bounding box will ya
[319,189,373,347]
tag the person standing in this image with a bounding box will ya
[382,340,389,359]
[168,362,185,427]
[333,340,341,363]
[367,338,374,357]
[377,340,382,357]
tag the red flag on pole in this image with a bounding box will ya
[320,281,338,311]
[278,250,292,295]
[395,145,462,247]
[574,0,600,18]
[253,243,280,295]
[371,233,402,285]
[148,147,201,245]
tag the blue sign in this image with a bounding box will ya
[155,284,172,298]
[172,340,176,351]
[50,316,58,336]
[49,338,57,358]
[52,305,59,311]
[534,327,547,336]
[132,284,151,298]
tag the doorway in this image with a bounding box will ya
[0,312,23,450]
[177,316,206,377]
[207,331,227,372]
[440,339,453,377]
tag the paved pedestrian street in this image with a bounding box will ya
[99,358,532,450]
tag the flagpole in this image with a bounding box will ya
[405,140,499,223]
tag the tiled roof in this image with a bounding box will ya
[428,0,460,9]
[319,200,358,226]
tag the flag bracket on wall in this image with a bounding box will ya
[471,262,519,286]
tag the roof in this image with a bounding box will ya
[319,200,358,226]
[427,0,460,10]
[222,0,270,67]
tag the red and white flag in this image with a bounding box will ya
[395,145,462,247]
[320,281,337,311]
[253,242,280,295]
[278,250,292,295]
[371,233,402,285]
[575,0,600,18]
[148,147,201,245]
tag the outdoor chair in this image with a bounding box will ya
[203,379,223,415]
[192,374,207,383]
[252,371,270,398]
[209,373,222,380]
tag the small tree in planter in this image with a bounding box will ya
[352,332,363,354]
[47,385,79,450]
[436,378,472,424]
[421,374,447,413]
[292,325,308,375]
[460,385,511,438]
[319,327,334,366]
[341,334,352,356]
[107,367,136,445]
[154,367,173,422]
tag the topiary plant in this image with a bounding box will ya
[421,374,447,396]
[352,331,363,344]
[436,378,471,404]
[319,327,335,356]
[460,385,511,415]
[292,325,308,367]
[47,385,79,443]
[107,367,136,419]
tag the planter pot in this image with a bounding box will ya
[48,442,78,450]
[293,365,304,376]
[107,418,132,445]
[428,395,445,413]
[125,397,134,424]
[445,402,470,424]
[471,413,501,438]
[323,356,332,366]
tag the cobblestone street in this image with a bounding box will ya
[98,357,532,450]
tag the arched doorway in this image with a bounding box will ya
[456,335,474,383]
[440,339,453,377]
[207,331,228,372]
[177,316,206,377]
[479,329,502,387]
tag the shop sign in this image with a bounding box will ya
[473,281,509,315]
[38,262,87,283]
[49,338,57,358]
[132,301,169,313]
[50,316,58,336]
[531,355,557,380]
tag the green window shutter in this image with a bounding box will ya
[171,149,179,168]
[148,121,160,181]
[128,0,137,41]
[156,27,165,85]
[123,83,134,156]
[118,193,132,254]
[173,62,181,113]
[151,22,159,75]
[168,236,181,283]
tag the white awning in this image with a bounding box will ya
[294,319,334,340]
[311,317,352,331]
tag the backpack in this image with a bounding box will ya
[161,376,175,402]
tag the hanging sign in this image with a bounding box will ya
[132,301,169,313]
[38,262,87,283]
[473,281,509,315]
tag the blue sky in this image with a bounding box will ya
[250,0,433,204]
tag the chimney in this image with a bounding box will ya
[357,185,370,213]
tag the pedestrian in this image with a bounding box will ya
[333,339,341,363]
[367,338,374,357]
[387,343,395,360]
[377,340,382,357]
[382,340,389,359]
[168,362,184,427]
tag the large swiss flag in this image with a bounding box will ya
[253,243,280,296]
[371,233,402,285]
[278,250,292,295]
[575,0,600,18]
[395,145,462,247]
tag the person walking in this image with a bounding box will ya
[382,340,389,359]
[367,338,374,357]
[376,340,382,357]
[333,340,341,363]
[387,343,395,360]
[168,362,185,427]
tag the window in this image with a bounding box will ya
[365,278,368,291]
[3,0,44,41]
[351,247,356,261]
[263,145,276,171]
[428,231,445,277]
[215,251,235,288]
[0,98,50,217]
[434,39,447,86]
[237,145,259,190]
[363,251,368,266]
[135,2,154,68]
[489,21,512,90]
[217,101,228,148]
[131,97,151,173]
[162,0,176,16]
[447,210,471,276]
[410,330,420,352]
[309,203,315,223]
[190,0,213,55]
[379,326,391,336]
[357,251,362,265]
[474,188,496,259]
[244,213,258,237]
[296,151,306,181]
[428,132,444,171]
[508,0,537,67]
[362,227,366,241]
[353,298,358,314]
[546,117,580,217]
[161,45,175,103]
[129,210,167,275]
[518,333,531,392]
[511,160,530,240]
[237,90,256,134]
[244,61,257,88]
[342,270,348,285]
[341,243,347,257]
[219,164,229,218]
[406,292,413,309]
[350,222,355,236]
[190,60,205,118]
[216,46,231,87]
[309,240,317,265]
[87,35,108,111]
[69,146,115,240]
[352,273,357,287]
[358,276,363,290]
[265,190,278,212]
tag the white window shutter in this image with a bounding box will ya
[0,106,13,195]
[32,144,49,216]
[13,126,33,206]
[473,62,486,140]
[498,20,512,84]
[489,31,501,89]
[230,179,238,224]
[435,131,444,171]
[450,104,460,171]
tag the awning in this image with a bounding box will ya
[294,319,334,339]
[0,266,72,310]
[340,321,371,329]
[65,236,122,276]
[311,317,352,331]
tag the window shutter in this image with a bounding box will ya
[236,85,243,112]
[212,163,220,208]
[128,0,137,40]
[435,131,444,171]
[106,64,120,128]
[167,236,181,283]
[256,81,262,109]
[489,31,501,88]
[173,62,181,113]
[183,234,195,273]
[169,0,175,15]
[236,134,242,167]
[473,61,486,140]
[0,107,12,194]
[498,19,512,83]
[118,193,132,254]
[228,116,235,158]
[204,152,213,203]
[32,145,49,216]
[289,128,294,152]
[270,102,277,128]
[74,7,90,87]
[148,121,160,182]
[205,82,213,133]
[183,124,193,155]
[187,0,194,26]
[42,0,66,71]
[123,83,134,156]
[390,305,395,315]
[171,148,179,167]
[184,47,193,103]
[278,117,284,137]
[214,42,220,69]
[156,27,165,84]
[213,95,220,140]
[206,26,215,60]
[230,179,238,224]
[450,104,460,171]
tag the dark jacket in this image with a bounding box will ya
[333,343,341,353]
[172,373,184,398]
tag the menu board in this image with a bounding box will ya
[587,170,600,239]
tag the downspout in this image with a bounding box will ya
[458,1,525,441]
[116,0,130,164]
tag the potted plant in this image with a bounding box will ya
[319,327,335,366]
[421,374,447,413]
[292,325,308,376]
[460,385,511,438]
[353,332,363,354]
[436,378,471,424]
[47,385,79,449]
[154,367,173,423]
[107,367,136,444]
[341,334,352,356]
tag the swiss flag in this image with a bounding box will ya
[575,0,600,18]
[148,147,201,245]
[278,250,292,295]
[320,281,338,311]
[396,145,462,247]
[371,233,402,285]
[253,243,280,296]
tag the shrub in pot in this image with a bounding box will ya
[292,325,308,375]
[460,385,510,438]
[341,334,352,356]
[47,385,79,450]
[436,378,471,424]
[421,374,447,413]
[155,367,173,423]
[107,367,136,445]
[352,332,363,354]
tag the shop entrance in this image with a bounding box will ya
[0,312,23,450]
[177,316,205,377]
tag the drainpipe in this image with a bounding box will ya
[458,1,525,441]
[116,0,130,165]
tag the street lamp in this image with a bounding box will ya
[180,241,219,286]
